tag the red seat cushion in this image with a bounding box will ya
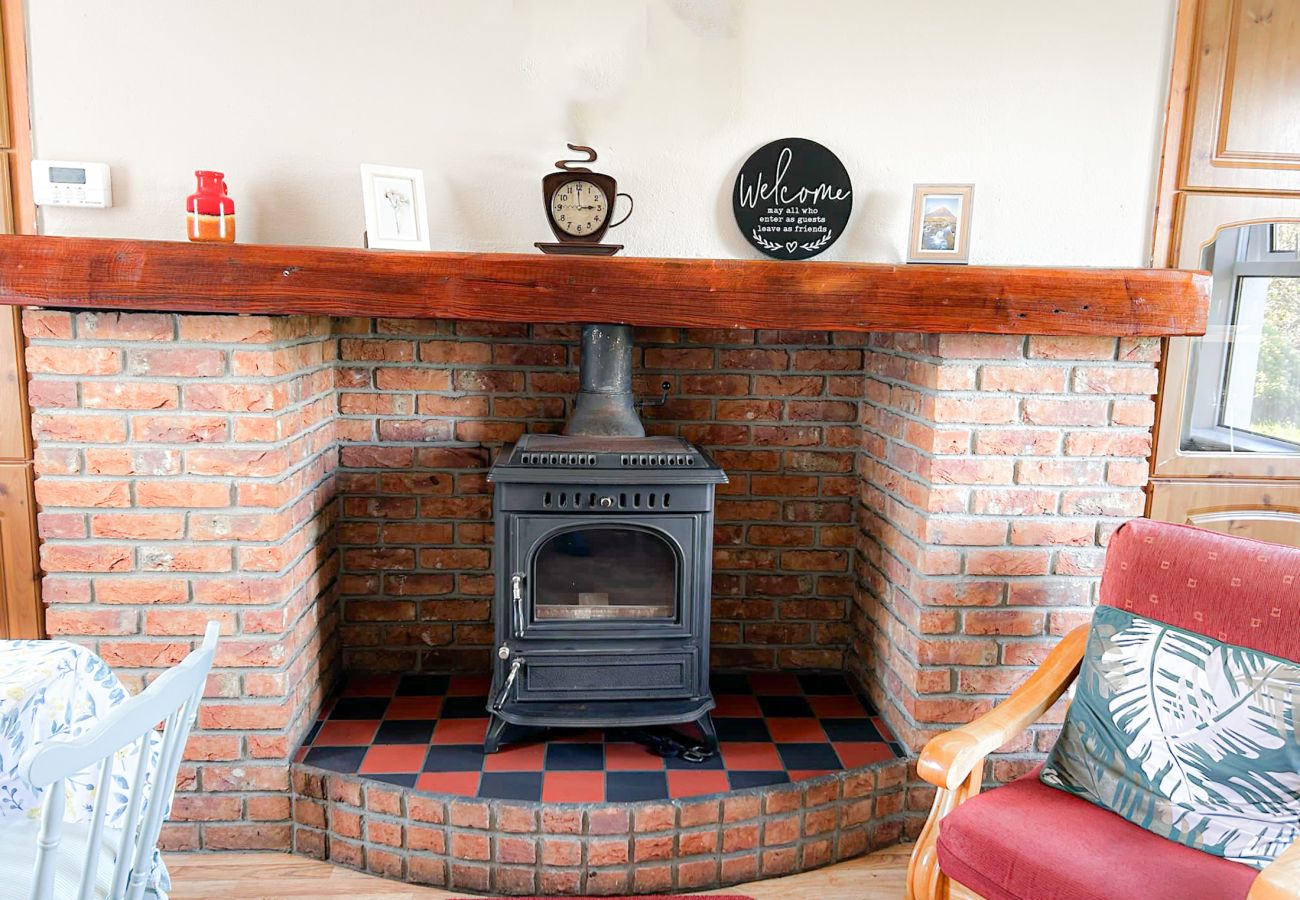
[936,770,1259,900]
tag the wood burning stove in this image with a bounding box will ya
[484,325,727,753]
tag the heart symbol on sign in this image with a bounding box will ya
[785,242,798,253]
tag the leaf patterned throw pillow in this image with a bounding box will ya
[1041,604,1300,869]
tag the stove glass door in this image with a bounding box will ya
[532,526,678,621]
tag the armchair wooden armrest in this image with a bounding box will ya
[917,625,1088,793]
[1250,838,1300,900]
[907,624,1088,900]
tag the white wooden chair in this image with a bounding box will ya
[11,622,218,900]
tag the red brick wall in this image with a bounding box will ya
[21,309,1162,840]
[333,320,863,674]
[24,311,341,849]
[852,333,1160,769]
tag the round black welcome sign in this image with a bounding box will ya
[733,137,852,261]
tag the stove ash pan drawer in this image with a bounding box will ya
[519,651,697,701]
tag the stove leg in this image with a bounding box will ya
[484,714,509,754]
[695,711,718,754]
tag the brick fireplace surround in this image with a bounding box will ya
[19,308,1159,891]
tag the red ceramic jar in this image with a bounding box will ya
[186,170,236,243]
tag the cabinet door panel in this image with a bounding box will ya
[1150,479,1300,547]
[0,462,39,638]
[1184,0,1300,192]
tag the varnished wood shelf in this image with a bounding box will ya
[0,235,1209,336]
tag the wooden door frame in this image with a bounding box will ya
[0,0,40,638]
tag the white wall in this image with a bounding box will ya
[27,0,1176,265]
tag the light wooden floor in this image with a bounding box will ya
[165,844,912,899]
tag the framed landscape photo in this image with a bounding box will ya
[907,183,974,264]
[360,163,430,251]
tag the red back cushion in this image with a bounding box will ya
[1100,518,1300,661]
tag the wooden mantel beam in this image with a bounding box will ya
[0,235,1208,336]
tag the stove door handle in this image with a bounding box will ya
[511,572,526,637]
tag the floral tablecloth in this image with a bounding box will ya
[0,639,168,892]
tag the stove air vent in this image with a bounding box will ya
[520,453,598,467]
[620,454,695,467]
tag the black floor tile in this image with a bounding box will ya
[758,695,815,718]
[329,697,391,720]
[545,743,605,771]
[374,719,437,744]
[798,673,852,695]
[369,773,418,788]
[714,717,771,742]
[479,772,543,801]
[821,718,883,742]
[424,744,487,772]
[441,696,491,718]
[303,745,367,774]
[606,771,669,802]
[729,770,790,789]
[777,742,844,771]
[396,674,450,696]
[711,673,753,695]
[303,720,322,744]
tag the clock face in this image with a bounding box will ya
[550,179,609,237]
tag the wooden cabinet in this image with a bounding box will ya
[1150,479,1300,547]
[1151,0,1300,545]
[0,307,26,461]
[0,462,38,638]
[1183,0,1300,193]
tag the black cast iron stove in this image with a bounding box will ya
[484,325,727,753]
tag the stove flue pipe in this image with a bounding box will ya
[564,324,646,438]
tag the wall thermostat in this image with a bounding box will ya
[32,160,112,208]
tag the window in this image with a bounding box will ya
[1181,222,1300,453]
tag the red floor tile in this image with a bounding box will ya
[765,717,828,743]
[416,772,481,797]
[543,771,605,803]
[871,716,896,741]
[431,718,489,745]
[667,770,730,799]
[447,674,492,696]
[713,694,763,717]
[314,719,381,746]
[603,743,667,771]
[808,695,869,717]
[341,674,399,697]
[748,673,801,695]
[483,742,546,772]
[719,742,783,771]
[359,744,427,774]
[788,769,835,782]
[385,696,444,719]
[834,742,896,768]
[293,746,308,763]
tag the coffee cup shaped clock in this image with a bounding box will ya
[535,144,634,256]
[733,137,852,261]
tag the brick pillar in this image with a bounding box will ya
[24,311,340,849]
[852,333,1159,776]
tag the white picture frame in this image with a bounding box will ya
[360,163,430,251]
[907,183,974,264]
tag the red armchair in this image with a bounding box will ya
[906,519,1300,900]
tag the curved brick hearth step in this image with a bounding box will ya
[290,757,910,895]
[288,670,912,894]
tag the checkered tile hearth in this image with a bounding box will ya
[297,671,904,803]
